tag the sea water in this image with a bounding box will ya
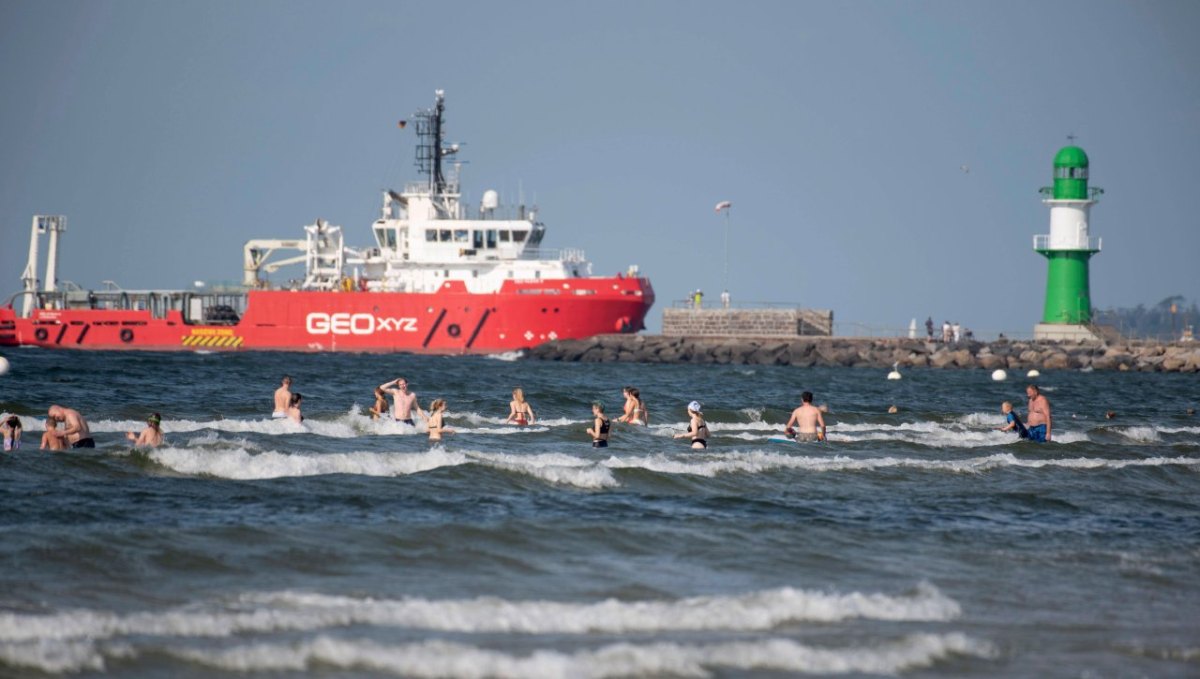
[0,350,1198,677]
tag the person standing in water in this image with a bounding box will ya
[47,405,94,448]
[617,387,648,425]
[368,387,389,420]
[587,402,611,448]
[379,377,424,425]
[126,413,164,448]
[2,416,22,451]
[784,391,826,442]
[1025,384,1052,442]
[287,394,304,423]
[673,401,709,449]
[273,376,293,419]
[426,399,453,441]
[506,387,536,426]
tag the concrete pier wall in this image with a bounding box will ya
[662,308,833,338]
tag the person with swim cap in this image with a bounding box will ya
[784,392,826,442]
[673,401,709,449]
[126,413,164,448]
[46,405,94,448]
[272,376,292,419]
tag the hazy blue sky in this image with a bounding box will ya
[2,0,1197,335]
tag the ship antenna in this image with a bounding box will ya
[413,90,449,195]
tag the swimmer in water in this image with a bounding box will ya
[617,386,648,425]
[287,393,304,423]
[426,398,453,441]
[673,401,709,449]
[506,387,536,426]
[784,392,826,442]
[2,415,21,451]
[40,419,65,451]
[587,402,611,448]
[47,405,94,448]
[998,401,1030,439]
[380,377,424,425]
[126,413,164,448]
[273,375,293,419]
[368,387,388,420]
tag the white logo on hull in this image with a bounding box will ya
[306,312,418,335]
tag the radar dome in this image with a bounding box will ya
[481,190,499,211]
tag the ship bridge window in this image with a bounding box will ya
[439,229,451,242]
[426,229,437,242]
[454,229,469,243]
[383,229,398,249]
[473,230,484,249]
[513,230,528,242]
[499,230,511,242]
[486,230,497,248]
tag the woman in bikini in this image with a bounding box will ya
[287,393,304,423]
[587,402,611,448]
[426,398,453,442]
[506,387,536,426]
[617,387,648,426]
[368,387,388,420]
[673,400,709,450]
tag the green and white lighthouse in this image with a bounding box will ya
[1033,144,1104,341]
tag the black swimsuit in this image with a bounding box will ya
[691,422,708,448]
[593,418,610,447]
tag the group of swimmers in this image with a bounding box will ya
[0,405,162,451]
[0,377,1057,454]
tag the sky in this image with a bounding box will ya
[2,0,1197,337]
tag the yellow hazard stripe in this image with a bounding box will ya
[180,335,244,348]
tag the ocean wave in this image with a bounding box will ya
[484,350,525,361]
[146,447,616,489]
[164,633,993,677]
[0,583,960,644]
[601,451,1200,478]
[0,632,993,677]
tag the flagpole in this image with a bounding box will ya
[723,207,730,297]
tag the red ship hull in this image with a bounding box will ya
[0,277,653,353]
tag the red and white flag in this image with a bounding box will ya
[714,200,732,213]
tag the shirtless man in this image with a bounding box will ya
[47,404,94,448]
[272,376,293,419]
[126,413,164,448]
[784,391,826,442]
[1025,384,1052,442]
[379,377,424,425]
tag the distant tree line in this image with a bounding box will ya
[1093,295,1198,340]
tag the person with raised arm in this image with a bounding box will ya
[379,377,424,425]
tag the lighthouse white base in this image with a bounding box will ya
[1034,323,1099,342]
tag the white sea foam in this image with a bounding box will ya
[164,633,995,677]
[602,450,1200,478]
[484,350,525,361]
[0,584,960,644]
[146,447,615,489]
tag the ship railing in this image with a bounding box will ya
[518,248,587,263]
[1033,234,1102,251]
[20,289,248,324]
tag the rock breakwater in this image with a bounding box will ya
[526,335,1200,373]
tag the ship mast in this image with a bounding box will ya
[413,89,459,197]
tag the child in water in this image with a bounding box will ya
[998,401,1030,439]
[506,387,536,426]
[40,419,65,451]
[2,416,21,451]
[126,413,164,448]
